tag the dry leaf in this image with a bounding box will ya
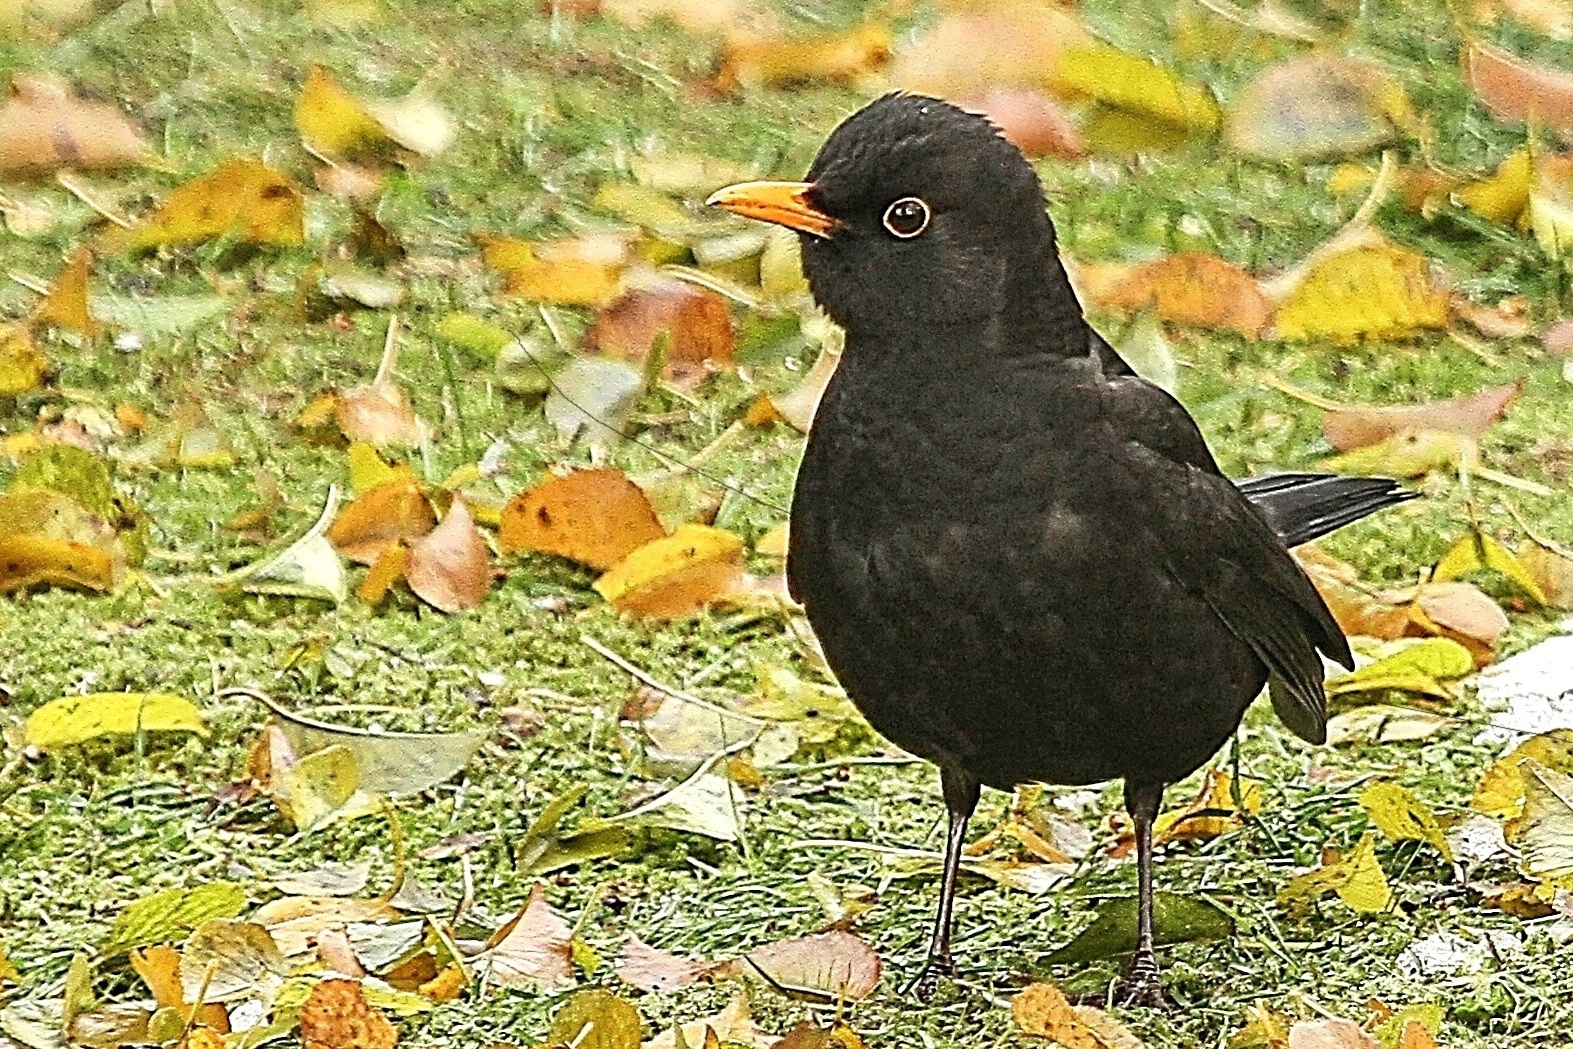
[1453,295,1534,339]
[1434,525,1547,605]
[615,936,708,993]
[1471,730,1573,818]
[1274,245,1449,343]
[499,468,667,571]
[594,523,746,618]
[1098,252,1268,338]
[585,274,736,389]
[104,158,305,253]
[958,86,1085,159]
[1464,40,1573,137]
[0,322,48,396]
[300,978,397,1049]
[1322,381,1520,451]
[641,993,769,1049]
[890,4,1090,100]
[1012,982,1142,1048]
[317,162,387,201]
[297,67,454,160]
[719,22,891,92]
[481,883,574,991]
[475,231,628,305]
[1516,761,1573,880]
[1455,148,1534,225]
[328,478,436,564]
[405,497,491,613]
[0,72,147,173]
[1286,1019,1379,1049]
[547,989,643,1049]
[34,246,100,337]
[1411,580,1509,665]
[356,540,409,605]
[1227,54,1412,161]
[178,920,288,1004]
[1518,538,1573,608]
[718,930,881,1001]
[337,381,423,448]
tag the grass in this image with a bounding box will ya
[3,0,1573,1046]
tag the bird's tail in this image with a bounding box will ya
[1239,473,1416,548]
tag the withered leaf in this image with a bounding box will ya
[300,978,398,1049]
[586,275,736,389]
[481,883,574,991]
[498,468,666,570]
[405,497,491,613]
[104,158,305,253]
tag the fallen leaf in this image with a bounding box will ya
[24,692,205,751]
[317,162,386,201]
[0,72,147,173]
[500,468,666,571]
[615,936,708,993]
[1516,761,1573,880]
[481,883,575,991]
[1359,781,1453,860]
[1530,152,1573,258]
[1453,295,1534,339]
[586,274,735,388]
[1320,429,1465,479]
[718,22,891,92]
[1227,54,1412,160]
[1470,729,1573,818]
[955,86,1085,159]
[266,861,373,898]
[1228,1003,1291,1049]
[1325,705,1453,745]
[548,990,643,1049]
[178,920,288,1004]
[890,5,1090,100]
[296,66,455,161]
[33,246,100,337]
[356,540,409,605]
[1286,1018,1379,1049]
[1048,40,1220,134]
[1434,525,1547,605]
[362,87,455,157]
[1455,148,1534,225]
[1097,252,1268,338]
[300,978,397,1049]
[104,158,305,253]
[1325,636,1474,700]
[641,992,767,1049]
[718,930,880,1001]
[1277,833,1392,915]
[594,524,746,618]
[1012,982,1143,1048]
[1321,381,1521,451]
[611,769,745,841]
[253,895,400,957]
[1046,892,1233,962]
[545,355,646,447]
[1273,244,1450,343]
[329,479,436,564]
[0,322,48,395]
[405,497,490,613]
[104,884,247,956]
[220,488,348,604]
[0,530,118,594]
[751,344,840,432]
[1411,580,1509,665]
[475,231,628,305]
[1478,879,1556,918]
[1463,40,1573,137]
[1518,537,1573,608]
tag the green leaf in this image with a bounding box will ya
[102,883,247,955]
[1044,892,1233,963]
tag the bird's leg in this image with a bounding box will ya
[1119,779,1168,1009]
[905,765,980,1001]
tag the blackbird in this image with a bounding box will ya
[708,93,1413,1005]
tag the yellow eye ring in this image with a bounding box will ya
[882,196,930,238]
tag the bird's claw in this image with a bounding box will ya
[1116,951,1166,1010]
[903,952,959,1001]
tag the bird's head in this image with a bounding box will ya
[708,93,1067,345]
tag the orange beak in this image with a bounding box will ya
[706,180,839,239]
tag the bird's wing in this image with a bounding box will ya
[1100,373,1350,744]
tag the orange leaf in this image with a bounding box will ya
[586,275,736,389]
[474,231,627,306]
[1322,381,1522,451]
[356,540,409,605]
[299,978,397,1049]
[958,87,1086,159]
[34,246,100,337]
[1295,546,1413,641]
[406,497,491,613]
[718,21,891,91]
[328,479,436,564]
[0,73,148,174]
[1099,251,1268,338]
[594,523,745,619]
[1464,40,1573,137]
[498,468,666,570]
[104,158,305,253]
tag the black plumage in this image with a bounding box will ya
[709,94,1413,1004]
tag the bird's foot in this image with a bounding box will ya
[903,951,959,1002]
[1116,951,1166,1010]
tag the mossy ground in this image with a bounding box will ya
[3,0,1573,1046]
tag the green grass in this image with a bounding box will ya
[4,0,1573,1046]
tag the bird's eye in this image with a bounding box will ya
[882,197,930,239]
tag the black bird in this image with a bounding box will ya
[708,94,1412,1004]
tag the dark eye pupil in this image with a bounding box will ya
[884,197,929,237]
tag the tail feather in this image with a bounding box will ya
[1237,473,1416,548]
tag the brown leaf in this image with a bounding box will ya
[1098,252,1268,338]
[316,162,386,201]
[1286,1019,1379,1049]
[34,245,100,337]
[640,993,768,1049]
[890,5,1090,100]
[1295,545,1413,640]
[406,497,491,613]
[1226,54,1412,161]
[718,22,890,92]
[1412,580,1509,665]
[721,930,881,1001]
[615,935,708,993]
[499,467,666,570]
[1012,982,1143,1048]
[586,275,736,389]
[337,380,423,448]
[1464,40,1573,137]
[483,883,574,991]
[1453,295,1535,339]
[300,978,397,1049]
[1544,316,1573,355]
[1322,381,1521,451]
[328,479,435,564]
[0,73,147,173]
[957,87,1085,159]
[103,157,305,253]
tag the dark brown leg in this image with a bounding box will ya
[905,765,980,1000]
[1119,779,1167,1008]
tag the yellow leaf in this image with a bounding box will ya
[346,441,417,495]
[1358,781,1452,860]
[474,232,627,306]
[104,158,305,253]
[1049,41,1220,132]
[1454,147,1532,225]
[34,245,100,337]
[719,22,892,91]
[275,743,366,833]
[1433,526,1548,605]
[0,942,19,985]
[593,523,745,619]
[1469,729,1573,818]
[0,322,48,395]
[24,692,206,750]
[295,66,398,160]
[1277,833,1392,914]
[0,534,117,593]
[1274,245,1449,343]
[1319,429,1464,478]
[1517,761,1573,881]
[1326,637,1474,699]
